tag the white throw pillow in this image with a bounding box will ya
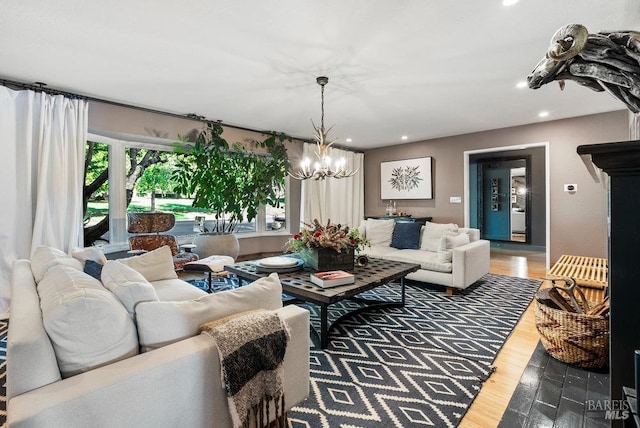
[37,265,139,378]
[71,246,108,267]
[365,219,395,246]
[31,246,83,283]
[118,245,178,282]
[37,261,105,298]
[438,233,471,263]
[420,222,459,252]
[101,261,159,316]
[458,228,480,242]
[135,272,283,352]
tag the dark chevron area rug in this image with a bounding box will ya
[0,319,7,428]
[186,275,237,293]
[0,274,539,428]
[288,273,541,428]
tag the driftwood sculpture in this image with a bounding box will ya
[528,23,640,113]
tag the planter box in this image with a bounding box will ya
[299,247,354,271]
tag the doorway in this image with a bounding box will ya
[476,157,530,243]
[464,143,549,268]
[510,167,527,242]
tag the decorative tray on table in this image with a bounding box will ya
[255,256,304,273]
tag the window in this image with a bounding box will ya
[264,185,286,231]
[83,133,288,250]
[83,141,110,246]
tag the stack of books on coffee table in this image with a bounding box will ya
[310,270,355,288]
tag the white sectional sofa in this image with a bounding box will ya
[359,219,490,294]
[7,245,309,428]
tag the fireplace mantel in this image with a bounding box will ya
[577,140,640,427]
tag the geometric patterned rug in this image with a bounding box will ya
[0,274,539,428]
[187,275,238,293]
[287,274,541,428]
[0,320,7,428]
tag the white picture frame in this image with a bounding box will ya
[380,156,433,200]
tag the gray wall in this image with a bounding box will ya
[363,110,630,263]
[88,99,629,263]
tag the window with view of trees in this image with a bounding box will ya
[83,136,286,248]
[83,141,110,245]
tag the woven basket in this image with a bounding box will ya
[534,299,609,369]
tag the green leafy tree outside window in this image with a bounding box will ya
[83,142,166,245]
[172,120,291,234]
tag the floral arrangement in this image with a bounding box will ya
[285,219,370,254]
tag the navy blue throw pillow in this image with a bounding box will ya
[84,259,104,281]
[390,221,423,249]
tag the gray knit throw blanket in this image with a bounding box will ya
[199,310,290,428]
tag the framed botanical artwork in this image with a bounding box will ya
[380,157,433,200]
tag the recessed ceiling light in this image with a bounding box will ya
[502,0,519,6]
[401,135,408,140]
[538,111,549,118]
[345,138,352,143]
[516,81,527,89]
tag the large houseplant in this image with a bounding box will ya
[172,119,290,257]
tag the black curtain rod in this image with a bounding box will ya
[0,78,274,136]
[0,77,364,153]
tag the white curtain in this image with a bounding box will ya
[300,143,364,228]
[0,87,88,312]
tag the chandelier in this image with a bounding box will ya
[289,76,358,180]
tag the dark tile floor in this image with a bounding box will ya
[498,342,610,428]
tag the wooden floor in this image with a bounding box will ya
[459,248,547,428]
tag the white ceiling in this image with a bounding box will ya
[2,1,639,149]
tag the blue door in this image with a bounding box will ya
[482,167,510,240]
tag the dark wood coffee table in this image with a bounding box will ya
[225,257,420,348]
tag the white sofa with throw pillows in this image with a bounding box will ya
[7,245,309,428]
[359,219,490,294]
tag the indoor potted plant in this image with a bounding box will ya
[172,119,290,259]
[285,219,370,271]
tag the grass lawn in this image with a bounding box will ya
[86,196,214,225]
[85,195,284,231]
